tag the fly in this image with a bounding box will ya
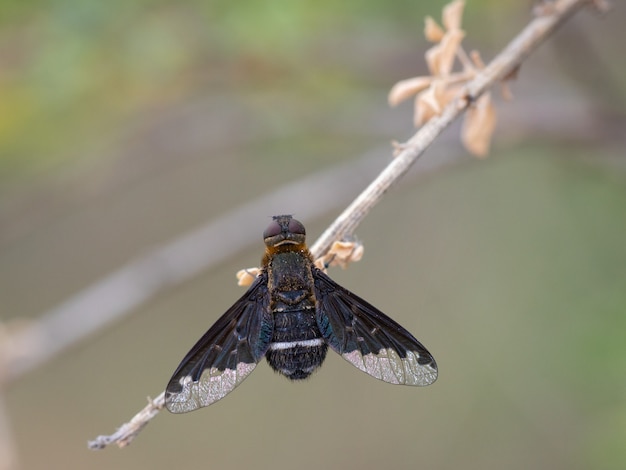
[165,215,437,413]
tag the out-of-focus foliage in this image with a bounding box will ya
[1,2,206,178]
[0,0,517,185]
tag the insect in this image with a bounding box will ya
[165,215,437,413]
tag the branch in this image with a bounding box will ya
[311,0,598,257]
[86,0,601,449]
[88,393,165,450]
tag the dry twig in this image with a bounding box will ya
[311,0,599,258]
[88,394,165,449]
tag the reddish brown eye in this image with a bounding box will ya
[288,218,305,235]
[263,220,282,239]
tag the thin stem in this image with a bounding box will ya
[311,0,593,258]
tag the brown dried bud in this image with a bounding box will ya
[443,0,465,31]
[316,240,364,270]
[415,80,447,126]
[388,76,434,107]
[424,16,445,42]
[461,92,497,157]
[236,267,261,286]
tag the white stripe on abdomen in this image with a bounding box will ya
[268,338,324,351]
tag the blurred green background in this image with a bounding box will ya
[1,1,625,469]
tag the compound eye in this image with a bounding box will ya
[263,220,282,239]
[288,218,305,236]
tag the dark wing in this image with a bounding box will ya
[165,273,273,413]
[313,268,437,386]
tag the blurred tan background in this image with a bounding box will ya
[1,1,625,469]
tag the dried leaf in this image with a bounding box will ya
[461,93,497,157]
[348,244,364,264]
[499,64,519,100]
[388,76,434,106]
[415,91,437,127]
[314,258,327,271]
[415,80,446,126]
[425,43,442,76]
[424,16,445,42]
[438,29,465,76]
[315,241,364,270]
[443,0,465,31]
[322,241,364,269]
[470,50,485,69]
[441,83,463,108]
[446,70,476,85]
[236,267,261,286]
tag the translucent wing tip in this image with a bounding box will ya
[342,349,437,386]
[165,363,257,413]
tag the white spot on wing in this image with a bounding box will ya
[166,362,256,413]
[342,348,437,386]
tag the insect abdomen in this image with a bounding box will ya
[266,307,328,380]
